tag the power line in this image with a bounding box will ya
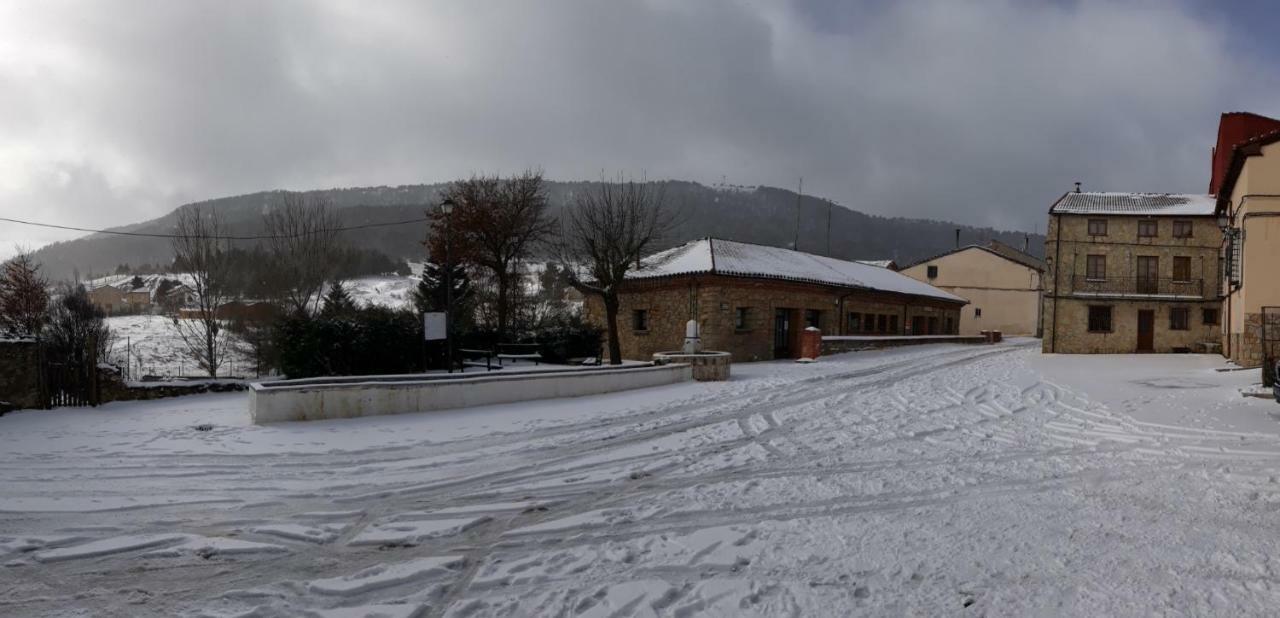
[0,214,430,241]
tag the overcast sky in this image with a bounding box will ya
[2,0,1279,256]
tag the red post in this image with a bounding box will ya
[800,327,823,360]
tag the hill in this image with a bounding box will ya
[29,180,1043,280]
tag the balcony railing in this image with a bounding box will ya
[1069,276,1204,299]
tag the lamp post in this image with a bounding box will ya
[440,198,456,373]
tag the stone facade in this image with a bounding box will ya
[0,339,43,411]
[584,275,964,362]
[1042,211,1223,354]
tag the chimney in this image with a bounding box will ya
[1023,235,1029,252]
[1074,181,1082,193]
[955,228,960,249]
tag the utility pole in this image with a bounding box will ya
[793,177,803,251]
[826,202,833,256]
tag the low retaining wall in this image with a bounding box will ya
[822,335,989,355]
[249,363,693,424]
[0,339,41,412]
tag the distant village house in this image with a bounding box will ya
[900,240,1044,337]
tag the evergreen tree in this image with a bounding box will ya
[0,252,50,337]
[413,261,473,337]
[320,280,358,317]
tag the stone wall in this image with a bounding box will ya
[98,366,248,403]
[1044,298,1219,354]
[585,275,964,362]
[822,335,988,355]
[0,339,42,411]
[1042,213,1224,354]
[1232,311,1280,369]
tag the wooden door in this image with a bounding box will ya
[1137,310,1155,352]
[1137,256,1159,294]
[773,308,792,358]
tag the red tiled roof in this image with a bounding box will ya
[1210,112,1280,196]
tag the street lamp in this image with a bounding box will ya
[440,198,456,373]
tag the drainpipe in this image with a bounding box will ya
[1050,212,1062,353]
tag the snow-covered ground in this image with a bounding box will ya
[5,341,1280,616]
[106,315,259,379]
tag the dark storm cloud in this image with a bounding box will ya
[2,0,1277,254]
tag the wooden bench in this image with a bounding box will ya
[458,348,500,371]
[497,343,543,367]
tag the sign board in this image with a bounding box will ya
[423,312,447,341]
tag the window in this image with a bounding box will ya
[847,312,861,333]
[1170,307,1189,331]
[926,265,938,279]
[804,309,821,329]
[944,317,954,334]
[1172,256,1191,282]
[877,314,888,333]
[735,307,751,330]
[863,315,875,333]
[1088,306,1112,332]
[974,307,982,318]
[1138,220,1157,238]
[1086,254,1106,280]
[1088,219,1107,236]
[888,315,899,334]
[632,309,648,331]
[1173,220,1193,238]
[1203,308,1220,325]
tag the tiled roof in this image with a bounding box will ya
[902,241,1044,273]
[627,238,966,303]
[1049,192,1216,216]
[983,240,1045,272]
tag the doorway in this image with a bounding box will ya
[774,308,793,358]
[1137,310,1154,352]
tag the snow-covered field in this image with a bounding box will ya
[5,341,1280,616]
[106,315,258,379]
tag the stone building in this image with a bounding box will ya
[900,240,1044,337]
[1041,192,1223,354]
[583,238,967,362]
[1211,112,1280,367]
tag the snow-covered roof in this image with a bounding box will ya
[85,273,195,301]
[629,239,966,303]
[1050,192,1216,216]
[855,259,896,269]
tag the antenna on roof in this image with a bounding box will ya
[1074,181,1082,193]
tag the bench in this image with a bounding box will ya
[458,348,500,371]
[497,343,543,367]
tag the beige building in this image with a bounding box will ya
[583,238,966,362]
[1041,192,1223,354]
[1212,115,1280,366]
[86,283,151,314]
[900,241,1044,336]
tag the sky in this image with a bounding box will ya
[2,0,1280,257]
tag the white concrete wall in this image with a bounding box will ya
[250,364,694,424]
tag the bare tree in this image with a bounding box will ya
[265,192,343,315]
[555,178,674,364]
[0,249,50,337]
[438,171,553,338]
[170,206,233,377]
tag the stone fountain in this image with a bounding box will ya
[651,320,732,381]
